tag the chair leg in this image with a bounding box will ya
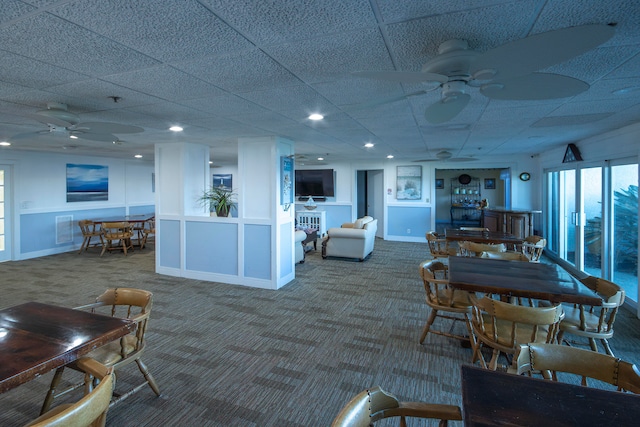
[588,338,599,353]
[601,339,614,356]
[420,310,438,344]
[135,359,161,396]
[41,366,65,415]
[488,349,500,370]
[78,236,88,254]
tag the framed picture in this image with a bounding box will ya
[484,178,496,190]
[66,164,108,202]
[280,156,294,205]
[396,165,422,200]
[435,178,444,189]
[212,174,232,190]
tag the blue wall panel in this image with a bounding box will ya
[159,219,181,269]
[185,221,238,275]
[280,223,293,277]
[20,207,126,253]
[129,205,155,215]
[387,206,431,238]
[244,224,271,280]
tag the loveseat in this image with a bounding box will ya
[322,216,377,261]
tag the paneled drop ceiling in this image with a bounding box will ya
[0,0,639,165]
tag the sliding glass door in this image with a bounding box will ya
[0,166,9,262]
[546,160,638,305]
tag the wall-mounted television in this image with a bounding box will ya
[295,169,335,197]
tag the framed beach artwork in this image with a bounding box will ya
[435,178,444,189]
[212,174,232,190]
[66,163,108,202]
[396,165,422,200]
[280,156,294,205]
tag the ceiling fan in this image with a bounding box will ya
[11,102,144,142]
[414,150,477,162]
[353,24,615,124]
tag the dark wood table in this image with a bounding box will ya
[448,256,602,306]
[445,228,523,247]
[462,365,640,426]
[0,302,133,394]
[92,213,155,224]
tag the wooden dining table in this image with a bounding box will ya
[445,228,523,248]
[448,256,602,306]
[462,364,640,426]
[92,213,155,225]
[0,302,133,394]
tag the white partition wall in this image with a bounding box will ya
[239,136,295,289]
[155,138,296,290]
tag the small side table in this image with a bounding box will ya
[301,229,318,251]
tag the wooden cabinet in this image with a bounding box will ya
[482,209,540,239]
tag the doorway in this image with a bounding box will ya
[356,169,384,238]
[0,165,12,262]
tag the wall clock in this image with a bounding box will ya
[519,172,531,181]
[458,174,472,184]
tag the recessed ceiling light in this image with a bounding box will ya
[169,126,183,132]
[69,135,78,139]
[209,161,213,164]
[134,154,143,158]
[317,157,324,161]
[308,113,324,121]
[0,141,10,146]
[387,155,394,159]
[364,142,374,148]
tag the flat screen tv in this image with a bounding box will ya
[295,169,335,197]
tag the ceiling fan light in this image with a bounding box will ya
[69,134,78,139]
[308,113,324,121]
[436,150,453,159]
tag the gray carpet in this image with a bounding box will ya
[1,240,639,426]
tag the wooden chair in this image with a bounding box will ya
[425,231,456,258]
[78,220,103,254]
[469,294,564,370]
[42,288,161,413]
[140,218,155,249]
[480,251,530,261]
[331,386,462,427]
[521,235,546,262]
[511,343,640,393]
[458,241,506,257]
[419,260,473,346]
[557,276,625,356]
[28,358,114,427]
[100,222,133,256]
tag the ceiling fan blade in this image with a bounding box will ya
[424,93,471,124]
[343,90,429,111]
[76,122,144,134]
[352,71,448,84]
[480,73,589,100]
[73,132,118,142]
[9,130,50,141]
[24,112,76,128]
[471,24,615,80]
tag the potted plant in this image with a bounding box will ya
[198,186,237,217]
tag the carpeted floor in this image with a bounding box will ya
[1,239,639,426]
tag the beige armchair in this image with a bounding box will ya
[322,216,377,261]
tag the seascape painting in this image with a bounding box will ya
[66,163,108,202]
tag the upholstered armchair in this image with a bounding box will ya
[322,216,377,261]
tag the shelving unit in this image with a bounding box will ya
[450,176,482,226]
